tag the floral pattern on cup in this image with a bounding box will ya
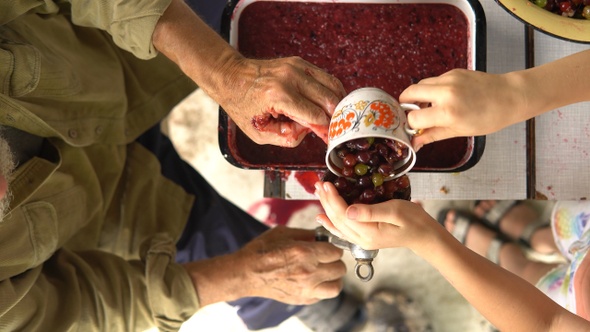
[328,99,401,141]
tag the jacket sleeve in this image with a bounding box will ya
[0,142,201,331]
[67,0,173,59]
[0,0,172,59]
[0,232,199,332]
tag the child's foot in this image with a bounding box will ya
[439,209,523,265]
[438,209,498,259]
[473,201,556,255]
[439,208,558,284]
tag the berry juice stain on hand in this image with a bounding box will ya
[251,112,293,133]
[251,112,311,145]
[251,108,283,131]
[252,109,329,143]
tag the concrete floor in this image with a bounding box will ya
[165,89,506,332]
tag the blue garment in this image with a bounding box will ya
[185,0,229,34]
[135,124,303,330]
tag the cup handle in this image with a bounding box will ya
[401,103,422,136]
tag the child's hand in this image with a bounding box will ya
[314,181,440,251]
[399,69,526,151]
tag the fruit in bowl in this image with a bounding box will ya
[530,0,590,19]
[495,0,590,43]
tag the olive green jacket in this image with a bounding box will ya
[0,1,202,331]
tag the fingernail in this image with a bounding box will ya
[331,229,344,239]
[315,216,324,226]
[323,182,331,192]
[347,206,358,220]
[314,182,322,197]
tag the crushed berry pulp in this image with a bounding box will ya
[230,2,471,170]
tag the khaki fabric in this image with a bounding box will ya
[0,1,202,331]
[0,0,170,59]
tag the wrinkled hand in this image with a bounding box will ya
[399,69,526,151]
[314,181,439,251]
[154,1,345,147]
[216,56,346,147]
[234,225,346,305]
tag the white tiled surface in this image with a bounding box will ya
[533,33,590,200]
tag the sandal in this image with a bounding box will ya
[475,200,549,248]
[477,200,520,229]
[437,209,478,245]
[437,208,509,264]
[486,236,509,265]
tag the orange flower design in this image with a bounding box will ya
[328,108,357,140]
[369,101,397,129]
[329,99,401,141]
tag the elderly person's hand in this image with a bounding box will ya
[214,56,345,147]
[154,0,345,147]
[183,225,347,306]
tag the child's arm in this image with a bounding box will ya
[399,49,590,150]
[420,226,589,332]
[315,182,590,331]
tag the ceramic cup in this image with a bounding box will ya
[326,87,419,180]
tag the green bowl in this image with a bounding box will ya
[495,0,590,43]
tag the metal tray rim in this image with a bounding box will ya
[218,0,487,173]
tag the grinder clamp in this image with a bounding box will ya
[315,226,379,282]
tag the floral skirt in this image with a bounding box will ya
[536,201,590,314]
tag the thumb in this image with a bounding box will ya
[269,122,311,147]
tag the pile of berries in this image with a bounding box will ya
[531,0,590,19]
[323,137,412,204]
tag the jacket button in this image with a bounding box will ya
[95,126,103,135]
[68,129,78,138]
